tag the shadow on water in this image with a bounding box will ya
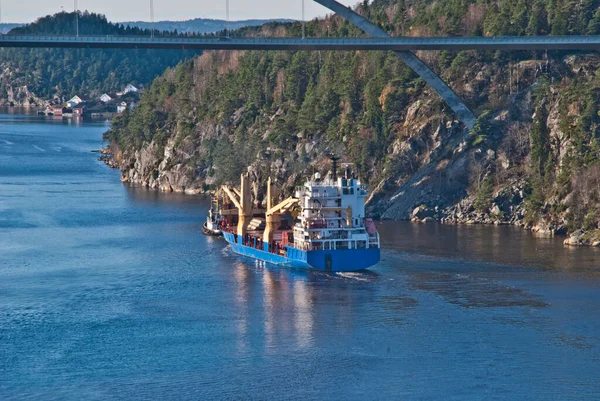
[125,186,209,209]
[379,249,551,309]
[378,221,600,272]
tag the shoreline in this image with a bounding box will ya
[99,149,600,249]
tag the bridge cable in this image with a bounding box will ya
[302,0,306,39]
[74,0,79,37]
[509,59,512,95]
[226,0,230,38]
[150,0,155,38]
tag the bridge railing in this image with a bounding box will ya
[0,34,599,47]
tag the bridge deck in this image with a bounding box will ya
[1,35,600,51]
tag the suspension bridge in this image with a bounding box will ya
[1,0,599,128]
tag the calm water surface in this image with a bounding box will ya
[1,113,600,400]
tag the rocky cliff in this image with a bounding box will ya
[0,69,46,107]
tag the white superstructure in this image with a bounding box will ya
[293,171,380,252]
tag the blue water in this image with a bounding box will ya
[1,112,600,400]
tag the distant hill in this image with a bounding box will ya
[123,18,295,35]
[0,18,293,34]
[0,23,23,34]
[0,18,293,36]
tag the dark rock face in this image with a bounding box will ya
[108,132,211,195]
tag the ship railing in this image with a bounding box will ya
[303,218,329,229]
[309,232,349,240]
[296,189,341,198]
[300,221,369,232]
[368,232,381,248]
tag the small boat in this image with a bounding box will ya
[202,200,223,236]
[203,220,222,236]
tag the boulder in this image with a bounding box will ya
[411,205,435,221]
[404,100,422,126]
[532,224,554,237]
[564,235,583,246]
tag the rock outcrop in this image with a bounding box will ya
[564,230,600,247]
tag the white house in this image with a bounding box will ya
[66,95,83,108]
[124,84,138,94]
[117,101,128,114]
[99,93,112,103]
[117,84,139,96]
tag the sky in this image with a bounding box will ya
[0,0,358,23]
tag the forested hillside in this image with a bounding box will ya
[105,0,600,243]
[0,12,198,105]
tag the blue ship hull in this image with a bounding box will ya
[223,232,379,272]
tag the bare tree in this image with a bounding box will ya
[469,153,488,193]
[501,122,530,164]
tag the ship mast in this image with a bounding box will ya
[327,153,340,181]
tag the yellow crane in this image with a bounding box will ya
[264,177,300,243]
[220,174,299,242]
[220,173,254,236]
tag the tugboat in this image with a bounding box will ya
[215,159,380,272]
[202,198,223,236]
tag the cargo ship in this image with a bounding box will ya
[214,161,380,272]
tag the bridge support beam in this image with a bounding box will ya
[313,0,476,129]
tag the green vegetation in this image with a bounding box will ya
[582,229,600,243]
[0,12,198,100]
[474,179,494,212]
[470,110,492,147]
